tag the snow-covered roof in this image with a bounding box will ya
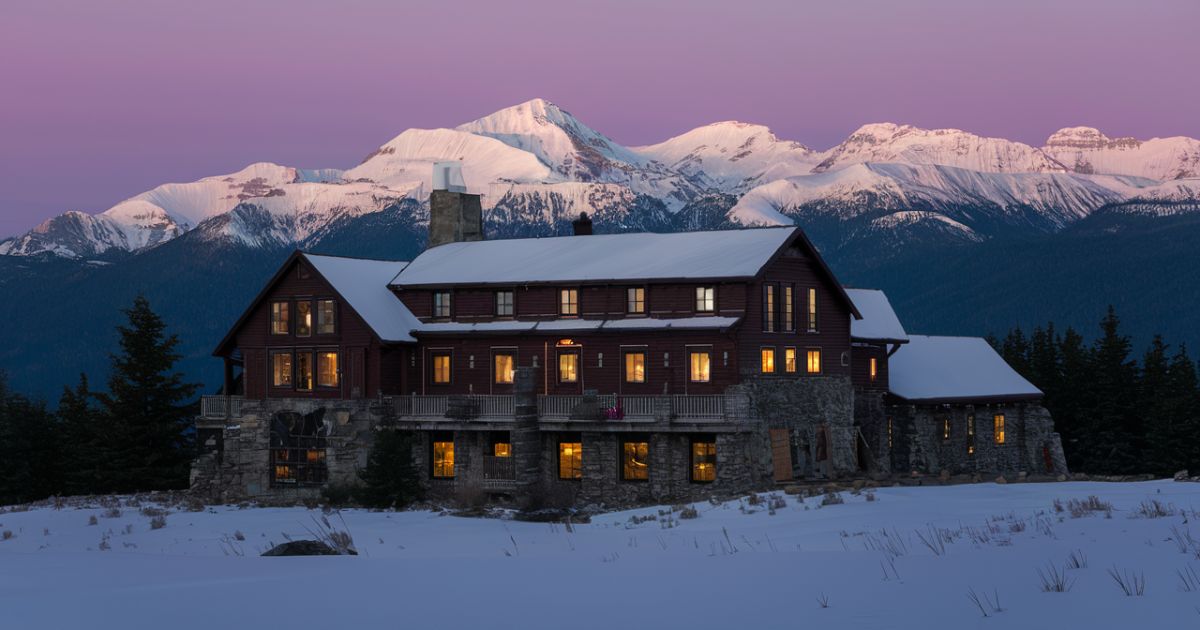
[845,288,908,342]
[416,316,740,335]
[303,254,420,343]
[391,228,798,286]
[888,335,1042,403]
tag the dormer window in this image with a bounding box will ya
[695,286,715,313]
[560,289,578,316]
[433,291,451,319]
[495,290,514,317]
[627,287,645,315]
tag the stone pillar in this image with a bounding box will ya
[512,366,543,503]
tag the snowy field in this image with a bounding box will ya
[3,481,1200,629]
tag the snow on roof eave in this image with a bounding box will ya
[301,252,420,344]
[888,392,1043,405]
[412,316,743,336]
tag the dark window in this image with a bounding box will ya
[495,291,514,317]
[764,284,776,332]
[271,302,289,335]
[296,352,314,390]
[695,286,715,313]
[296,301,312,337]
[622,439,650,481]
[560,289,578,316]
[691,439,716,482]
[627,287,645,314]
[559,439,582,479]
[433,292,451,319]
[316,299,336,334]
[807,288,818,332]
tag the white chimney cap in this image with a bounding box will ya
[432,161,467,193]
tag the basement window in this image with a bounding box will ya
[691,439,716,482]
[967,413,976,455]
[559,440,582,479]
[269,413,328,487]
[942,417,951,441]
[622,439,650,481]
[432,435,455,479]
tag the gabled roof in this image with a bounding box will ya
[214,251,417,356]
[391,227,795,286]
[845,288,908,343]
[888,335,1042,404]
[304,254,419,343]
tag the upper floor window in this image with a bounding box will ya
[807,288,818,332]
[271,352,292,387]
[760,347,776,374]
[317,351,339,388]
[689,351,711,383]
[494,353,515,385]
[559,351,579,383]
[271,302,289,335]
[696,286,715,313]
[296,352,314,391]
[763,284,776,332]
[433,291,451,319]
[560,289,578,316]
[432,352,452,384]
[627,287,645,314]
[869,357,878,381]
[317,299,336,335]
[495,290,514,317]
[296,301,312,337]
[784,285,794,332]
[806,349,822,374]
[624,351,646,383]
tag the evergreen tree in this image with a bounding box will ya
[1000,328,1031,376]
[1140,336,1174,475]
[96,296,199,493]
[357,428,422,509]
[57,374,105,496]
[1163,346,1200,474]
[1083,306,1140,474]
[1055,327,1093,471]
[0,372,61,505]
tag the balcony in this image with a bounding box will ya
[201,395,245,419]
[389,394,737,423]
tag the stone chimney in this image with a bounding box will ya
[428,161,483,248]
[571,212,593,236]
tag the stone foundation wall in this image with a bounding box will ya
[735,375,859,476]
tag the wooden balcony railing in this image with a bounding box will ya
[200,395,244,419]
[387,394,733,422]
[481,455,516,481]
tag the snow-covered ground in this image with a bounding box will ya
[2,481,1199,629]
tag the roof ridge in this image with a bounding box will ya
[302,251,411,263]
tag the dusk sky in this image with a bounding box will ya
[2,0,1197,237]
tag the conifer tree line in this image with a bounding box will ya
[0,296,198,505]
[992,306,1200,476]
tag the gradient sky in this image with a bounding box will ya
[2,0,1198,237]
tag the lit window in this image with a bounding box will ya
[271,302,289,335]
[622,440,650,480]
[432,439,455,478]
[494,353,515,384]
[296,301,312,337]
[559,441,582,479]
[432,353,451,384]
[696,286,715,313]
[784,285,794,332]
[627,287,645,314]
[942,417,951,441]
[559,352,579,383]
[869,357,878,381]
[967,413,976,455]
[493,441,511,457]
[316,300,336,334]
[689,351,711,383]
[764,284,776,332]
[271,352,292,387]
[317,351,338,388]
[994,414,1006,445]
[495,291,514,317]
[692,440,716,482]
[433,292,451,318]
[807,288,818,332]
[760,348,776,374]
[625,351,646,383]
[785,347,797,373]
[296,352,314,391]
[806,349,821,374]
[560,289,578,316]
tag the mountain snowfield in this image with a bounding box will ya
[4,97,1200,258]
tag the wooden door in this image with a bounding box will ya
[770,429,793,482]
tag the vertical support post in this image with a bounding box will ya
[512,366,543,505]
[223,356,234,397]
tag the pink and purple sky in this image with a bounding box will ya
[2,0,1197,237]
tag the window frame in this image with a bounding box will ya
[626,287,646,315]
[993,413,1006,445]
[431,433,455,479]
[432,291,452,319]
[807,287,819,333]
[688,349,711,383]
[806,348,822,375]
[558,350,580,384]
[559,288,579,317]
[783,284,795,333]
[558,438,583,480]
[691,438,717,483]
[784,347,797,373]
[621,437,651,482]
[494,290,514,318]
[295,350,315,391]
[270,351,294,388]
[760,347,776,374]
[316,299,337,335]
[695,286,716,313]
[763,283,776,332]
[270,301,290,336]
[431,350,452,385]
[624,350,647,384]
[492,350,516,386]
[316,350,339,389]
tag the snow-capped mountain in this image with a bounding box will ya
[1043,126,1200,181]
[632,121,818,192]
[5,99,1200,260]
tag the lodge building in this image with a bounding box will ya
[191,178,1067,506]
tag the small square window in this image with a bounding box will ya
[627,287,645,314]
[560,289,578,316]
[432,438,455,479]
[495,291,514,317]
[695,287,715,313]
